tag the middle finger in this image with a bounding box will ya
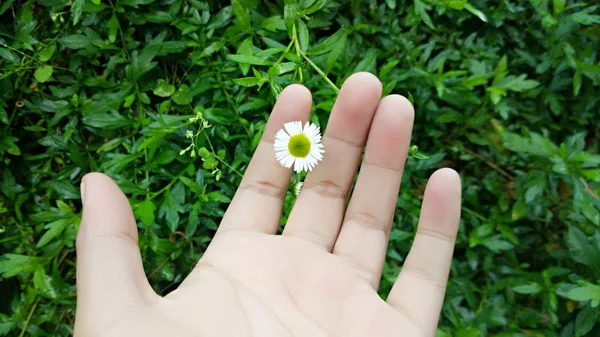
[282,72,382,250]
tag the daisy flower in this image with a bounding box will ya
[274,121,324,173]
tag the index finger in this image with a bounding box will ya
[218,84,312,234]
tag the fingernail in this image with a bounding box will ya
[80,181,86,205]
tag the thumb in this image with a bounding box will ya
[75,173,157,334]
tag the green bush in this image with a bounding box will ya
[1,0,599,336]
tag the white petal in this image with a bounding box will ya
[275,129,291,142]
[283,155,294,168]
[285,121,302,136]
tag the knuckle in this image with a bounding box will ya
[238,179,287,200]
[344,211,391,235]
[303,179,347,200]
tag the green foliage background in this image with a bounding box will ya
[1,0,600,336]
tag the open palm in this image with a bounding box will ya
[75,73,462,337]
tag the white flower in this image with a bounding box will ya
[274,121,324,173]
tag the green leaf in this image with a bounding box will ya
[574,70,582,96]
[236,37,253,75]
[581,169,600,182]
[574,189,600,226]
[570,11,600,25]
[566,283,600,306]
[70,0,85,25]
[464,3,487,22]
[81,89,131,115]
[309,27,347,55]
[135,198,156,226]
[38,44,56,62]
[82,111,132,129]
[160,192,184,232]
[0,105,8,124]
[59,34,91,49]
[0,48,19,63]
[566,227,600,270]
[227,54,273,65]
[153,79,176,97]
[107,14,119,44]
[553,0,566,14]
[302,0,327,15]
[525,183,545,203]
[172,84,193,105]
[50,181,81,199]
[284,0,299,33]
[34,65,53,83]
[513,283,544,295]
[326,28,347,72]
[179,176,202,194]
[0,254,49,277]
[496,74,540,91]
[233,77,264,87]
[37,218,70,248]
[231,0,251,30]
[0,0,14,15]
[493,55,508,85]
[128,47,159,82]
[482,236,514,252]
[575,304,598,337]
[296,19,309,52]
[33,267,58,299]
[414,0,435,29]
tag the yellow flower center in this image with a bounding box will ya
[288,134,311,158]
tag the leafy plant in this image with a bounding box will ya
[0,0,599,336]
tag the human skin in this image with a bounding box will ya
[74,72,462,337]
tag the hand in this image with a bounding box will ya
[74,72,462,337]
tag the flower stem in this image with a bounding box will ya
[298,49,339,94]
